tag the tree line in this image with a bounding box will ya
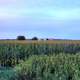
[17,35,49,40]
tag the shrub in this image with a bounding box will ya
[17,36,26,40]
[32,37,38,40]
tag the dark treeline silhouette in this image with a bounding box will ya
[17,36,26,40]
[16,36,39,40]
[16,35,50,40]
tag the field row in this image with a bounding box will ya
[0,40,80,44]
[0,42,80,67]
[14,54,80,80]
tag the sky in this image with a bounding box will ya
[0,0,80,39]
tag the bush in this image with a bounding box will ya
[32,37,38,40]
[17,36,26,40]
[46,38,49,40]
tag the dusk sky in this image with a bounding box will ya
[0,0,80,39]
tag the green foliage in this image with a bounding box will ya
[0,43,80,67]
[15,54,80,80]
[0,41,80,80]
[0,67,16,80]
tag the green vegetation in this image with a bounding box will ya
[14,54,80,80]
[0,68,15,80]
[0,40,80,80]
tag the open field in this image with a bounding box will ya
[0,40,80,80]
[0,40,80,44]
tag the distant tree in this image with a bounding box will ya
[32,37,38,40]
[17,36,26,40]
[46,38,49,40]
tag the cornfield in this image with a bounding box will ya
[0,40,80,80]
[15,54,80,80]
